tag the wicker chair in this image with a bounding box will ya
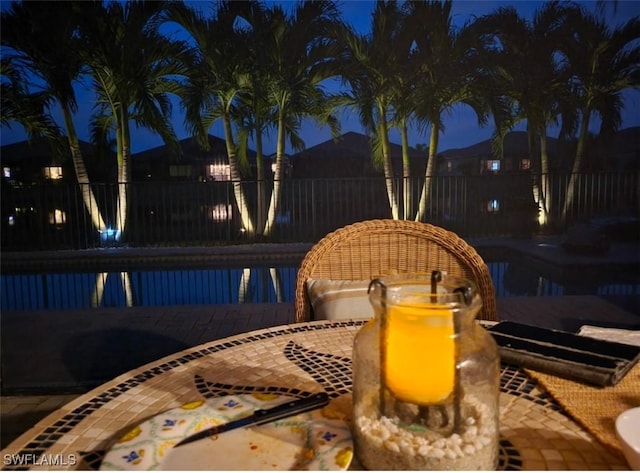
[295,219,498,323]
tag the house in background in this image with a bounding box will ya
[128,135,262,234]
[435,131,549,230]
[1,138,114,185]
[131,134,257,182]
[437,131,558,175]
[437,127,640,175]
[286,132,430,228]
[1,139,114,243]
[290,131,427,178]
[590,126,639,172]
[265,152,293,179]
[1,135,262,243]
[1,127,637,248]
[6,127,635,184]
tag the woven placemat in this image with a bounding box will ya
[526,363,640,458]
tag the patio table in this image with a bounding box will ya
[0,319,629,470]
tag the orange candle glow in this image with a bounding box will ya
[384,303,455,404]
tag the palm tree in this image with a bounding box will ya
[463,17,518,163]
[1,1,107,233]
[77,0,186,241]
[233,1,278,235]
[390,2,425,220]
[259,0,343,236]
[472,2,577,226]
[407,0,489,222]
[0,59,62,147]
[338,1,406,220]
[168,1,256,235]
[559,9,640,222]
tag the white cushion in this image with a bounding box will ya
[306,278,374,320]
[578,325,640,347]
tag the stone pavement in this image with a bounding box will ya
[1,303,296,395]
[1,394,79,451]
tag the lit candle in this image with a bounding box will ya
[384,303,455,404]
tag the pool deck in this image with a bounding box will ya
[2,236,639,449]
[2,233,637,272]
[1,302,295,449]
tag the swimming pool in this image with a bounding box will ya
[1,266,297,311]
[2,261,638,313]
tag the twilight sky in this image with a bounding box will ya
[1,0,639,154]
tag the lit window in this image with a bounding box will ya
[486,160,500,172]
[7,215,15,226]
[49,209,66,225]
[270,157,291,177]
[207,163,230,181]
[43,166,63,180]
[206,204,232,222]
[487,200,499,212]
[3,167,11,178]
[447,161,453,172]
[520,159,531,170]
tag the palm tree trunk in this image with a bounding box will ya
[61,106,107,232]
[121,271,133,307]
[91,272,107,308]
[528,126,545,225]
[254,124,267,236]
[561,112,590,224]
[113,111,133,306]
[117,115,131,236]
[222,114,254,235]
[238,268,252,302]
[270,267,284,303]
[539,132,551,225]
[379,117,399,220]
[112,115,125,241]
[401,118,411,220]
[263,111,287,236]
[415,125,439,222]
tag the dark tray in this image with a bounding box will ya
[488,321,640,386]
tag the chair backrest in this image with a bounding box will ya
[295,219,498,322]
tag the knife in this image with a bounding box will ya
[173,392,329,447]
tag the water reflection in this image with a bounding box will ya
[490,262,638,298]
[1,263,637,311]
[502,262,543,296]
[0,267,298,311]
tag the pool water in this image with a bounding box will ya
[1,267,297,311]
[2,262,638,313]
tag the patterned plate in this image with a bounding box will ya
[100,393,353,471]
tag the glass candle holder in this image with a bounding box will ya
[352,271,500,470]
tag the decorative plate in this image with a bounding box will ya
[100,393,353,471]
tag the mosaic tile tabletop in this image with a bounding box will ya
[1,320,628,470]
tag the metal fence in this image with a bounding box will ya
[2,171,638,251]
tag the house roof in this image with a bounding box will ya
[131,135,257,163]
[438,131,558,160]
[0,138,102,165]
[291,131,424,160]
[600,126,639,155]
